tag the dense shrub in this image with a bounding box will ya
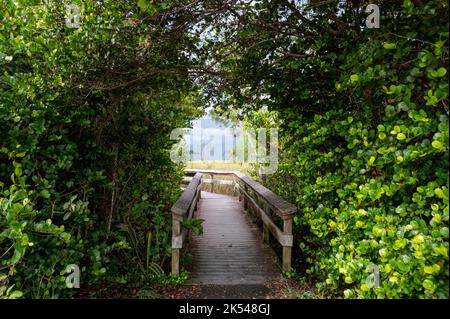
[1,0,448,299]
[1,0,201,298]
[261,106,448,298]
[241,1,449,298]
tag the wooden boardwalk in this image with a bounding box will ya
[187,191,281,285]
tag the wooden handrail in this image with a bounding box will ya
[231,172,295,272]
[172,172,202,216]
[233,171,296,218]
[170,172,202,275]
[185,169,296,218]
[174,169,296,273]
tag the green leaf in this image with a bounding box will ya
[423,265,439,274]
[431,140,444,150]
[435,67,447,77]
[383,43,397,50]
[8,290,23,299]
[138,0,148,10]
[10,243,25,265]
[14,167,22,177]
[40,190,51,199]
[350,74,359,82]
[423,279,436,293]
[434,188,444,198]
[344,276,353,284]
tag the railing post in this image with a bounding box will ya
[171,172,203,276]
[282,215,293,272]
[210,174,214,193]
[171,213,182,275]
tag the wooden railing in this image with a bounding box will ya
[170,172,202,275]
[171,169,296,274]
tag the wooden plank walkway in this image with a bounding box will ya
[187,191,281,285]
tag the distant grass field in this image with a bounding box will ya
[186,160,252,174]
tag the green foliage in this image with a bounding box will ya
[1,0,447,300]
[0,156,79,298]
[1,0,202,298]
[238,1,449,298]
[275,107,448,298]
[158,270,189,286]
[182,218,204,236]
